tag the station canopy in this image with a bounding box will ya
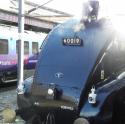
[0,0,73,23]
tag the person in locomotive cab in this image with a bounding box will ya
[89,0,99,19]
[17,0,125,124]
[82,0,99,22]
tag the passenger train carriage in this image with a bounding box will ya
[0,26,47,83]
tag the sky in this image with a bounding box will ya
[29,0,84,19]
[30,0,83,15]
[29,0,125,16]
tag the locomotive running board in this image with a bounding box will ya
[1,78,17,83]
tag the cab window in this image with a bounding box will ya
[0,39,8,54]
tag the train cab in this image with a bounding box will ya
[17,15,125,124]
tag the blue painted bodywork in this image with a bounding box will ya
[17,19,125,124]
[34,19,114,104]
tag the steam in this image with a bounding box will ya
[73,23,85,32]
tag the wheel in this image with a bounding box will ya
[26,114,42,124]
[45,113,55,124]
[73,118,89,124]
[112,93,125,124]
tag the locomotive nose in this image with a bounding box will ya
[29,83,79,124]
[30,83,80,107]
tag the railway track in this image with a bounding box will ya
[0,81,17,92]
[0,85,16,92]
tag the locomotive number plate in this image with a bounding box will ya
[63,38,83,46]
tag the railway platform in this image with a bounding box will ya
[0,87,25,124]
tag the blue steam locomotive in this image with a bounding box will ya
[17,1,125,124]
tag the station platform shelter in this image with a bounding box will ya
[0,0,73,33]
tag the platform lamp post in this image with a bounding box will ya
[17,0,54,94]
[17,0,24,94]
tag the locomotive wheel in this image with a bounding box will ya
[73,118,89,124]
[45,113,55,124]
[26,114,42,124]
[112,94,125,124]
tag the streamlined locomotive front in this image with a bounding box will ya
[17,18,125,124]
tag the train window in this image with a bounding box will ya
[0,39,8,54]
[16,41,29,55]
[32,42,38,54]
[24,41,29,55]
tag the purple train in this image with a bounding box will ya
[0,26,47,83]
